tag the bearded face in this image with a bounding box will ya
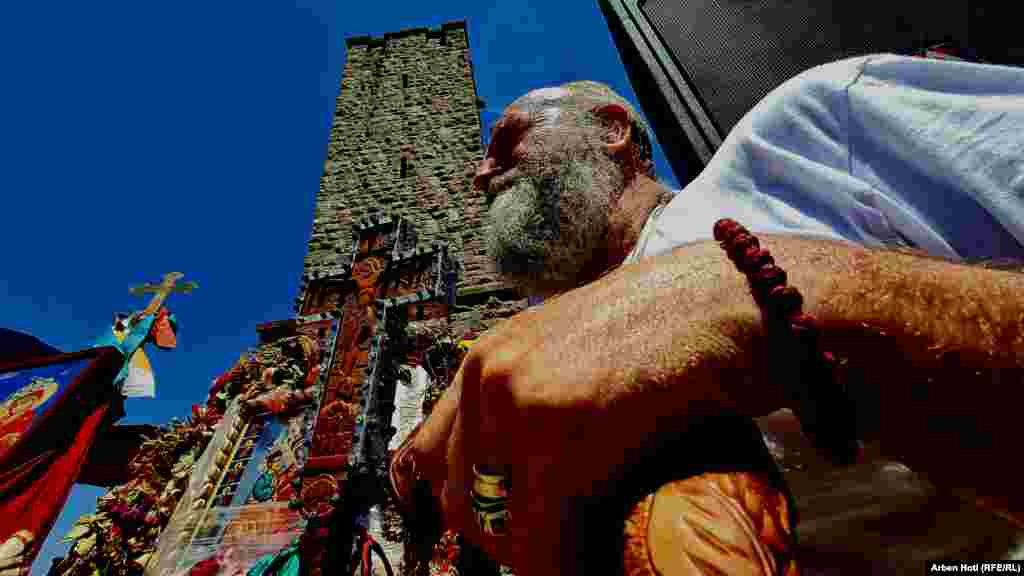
[484,116,625,296]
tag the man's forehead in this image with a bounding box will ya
[519,86,571,103]
[507,86,577,113]
[503,86,581,129]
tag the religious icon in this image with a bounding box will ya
[248,447,297,504]
[0,377,58,457]
[249,461,277,504]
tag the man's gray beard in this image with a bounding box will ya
[485,152,622,296]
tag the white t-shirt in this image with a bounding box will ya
[629,54,1024,263]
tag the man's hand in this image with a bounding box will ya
[409,241,788,574]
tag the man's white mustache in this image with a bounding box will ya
[487,167,524,202]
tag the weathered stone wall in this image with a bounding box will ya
[305,22,507,299]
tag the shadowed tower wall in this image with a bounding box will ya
[305,21,505,300]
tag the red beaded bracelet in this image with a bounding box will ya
[713,219,861,466]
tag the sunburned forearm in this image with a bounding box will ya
[795,239,1024,434]
[744,236,1024,523]
[810,242,1024,370]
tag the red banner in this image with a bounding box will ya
[0,348,122,575]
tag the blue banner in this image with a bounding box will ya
[0,357,91,459]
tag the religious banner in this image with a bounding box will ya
[0,348,123,576]
[0,358,86,459]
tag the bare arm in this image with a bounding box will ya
[708,235,1024,524]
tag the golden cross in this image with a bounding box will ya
[128,272,198,318]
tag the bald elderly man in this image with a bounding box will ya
[395,55,1024,575]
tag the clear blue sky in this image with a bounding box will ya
[0,1,680,572]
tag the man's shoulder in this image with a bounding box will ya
[636,187,849,260]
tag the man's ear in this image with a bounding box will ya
[592,103,632,155]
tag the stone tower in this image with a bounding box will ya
[306,22,510,301]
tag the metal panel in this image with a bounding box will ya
[599,0,975,178]
[641,0,967,135]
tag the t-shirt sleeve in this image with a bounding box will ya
[641,54,1024,263]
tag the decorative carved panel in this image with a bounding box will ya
[296,215,460,575]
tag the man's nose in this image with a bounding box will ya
[473,110,531,192]
[473,156,501,192]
